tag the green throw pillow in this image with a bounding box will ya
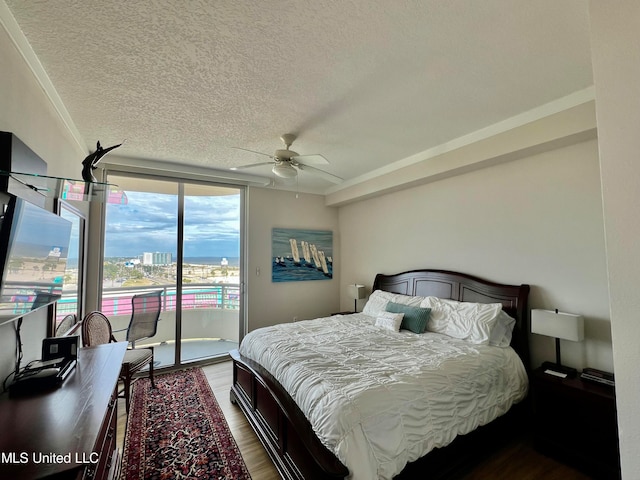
[385,302,431,334]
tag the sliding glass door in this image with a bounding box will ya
[100,174,244,368]
[179,183,242,363]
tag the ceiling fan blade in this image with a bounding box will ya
[296,164,343,184]
[230,162,274,171]
[292,154,329,165]
[232,147,275,159]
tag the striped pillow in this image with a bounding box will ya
[385,302,431,334]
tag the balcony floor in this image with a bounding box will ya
[151,338,239,367]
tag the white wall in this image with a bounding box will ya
[338,138,612,372]
[589,2,640,477]
[0,27,84,178]
[0,21,87,382]
[246,187,340,331]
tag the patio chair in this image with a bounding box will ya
[82,310,156,413]
[126,290,162,348]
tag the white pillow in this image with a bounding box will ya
[421,296,504,345]
[362,290,425,316]
[488,310,516,347]
[362,290,392,316]
[374,312,404,332]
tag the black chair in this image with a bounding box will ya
[126,290,162,348]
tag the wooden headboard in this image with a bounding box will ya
[373,269,531,370]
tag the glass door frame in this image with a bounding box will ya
[95,167,247,368]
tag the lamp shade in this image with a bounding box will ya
[531,309,584,342]
[348,284,366,300]
[272,163,297,178]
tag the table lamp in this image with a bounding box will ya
[531,308,584,377]
[347,284,366,312]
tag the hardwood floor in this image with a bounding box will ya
[117,361,591,480]
[202,361,281,479]
[458,439,591,480]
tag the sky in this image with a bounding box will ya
[104,190,240,259]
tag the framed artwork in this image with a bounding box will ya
[272,228,333,282]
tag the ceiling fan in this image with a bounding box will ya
[230,134,342,184]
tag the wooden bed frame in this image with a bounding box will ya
[230,269,530,479]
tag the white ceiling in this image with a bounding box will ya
[4,0,593,194]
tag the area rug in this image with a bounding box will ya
[120,368,251,479]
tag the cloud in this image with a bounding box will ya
[104,191,240,258]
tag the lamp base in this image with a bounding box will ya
[541,361,577,378]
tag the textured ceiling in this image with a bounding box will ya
[4,0,593,193]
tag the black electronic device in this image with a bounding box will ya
[541,360,577,378]
[580,367,615,387]
[9,366,61,397]
[8,336,79,397]
[0,196,73,325]
[8,359,77,397]
[42,335,79,361]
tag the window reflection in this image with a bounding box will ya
[55,202,84,336]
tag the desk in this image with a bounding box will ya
[0,342,127,480]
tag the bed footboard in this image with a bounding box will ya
[230,349,349,480]
[231,349,527,480]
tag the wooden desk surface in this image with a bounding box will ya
[0,342,127,479]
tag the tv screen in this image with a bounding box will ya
[0,197,72,325]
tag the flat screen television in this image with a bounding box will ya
[0,196,72,325]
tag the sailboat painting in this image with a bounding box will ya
[272,228,333,282]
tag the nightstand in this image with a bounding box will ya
[531,367,621,479]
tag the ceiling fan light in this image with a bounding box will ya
[272,163,297,178]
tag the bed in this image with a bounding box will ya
[230,269,530,479]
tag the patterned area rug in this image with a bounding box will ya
[120,368,251,479]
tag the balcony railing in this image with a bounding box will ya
[56,282,240,320]
[56,282,241,364]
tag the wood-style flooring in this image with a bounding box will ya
[117,361,591,480]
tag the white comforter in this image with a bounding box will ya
[239,313,528,480]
